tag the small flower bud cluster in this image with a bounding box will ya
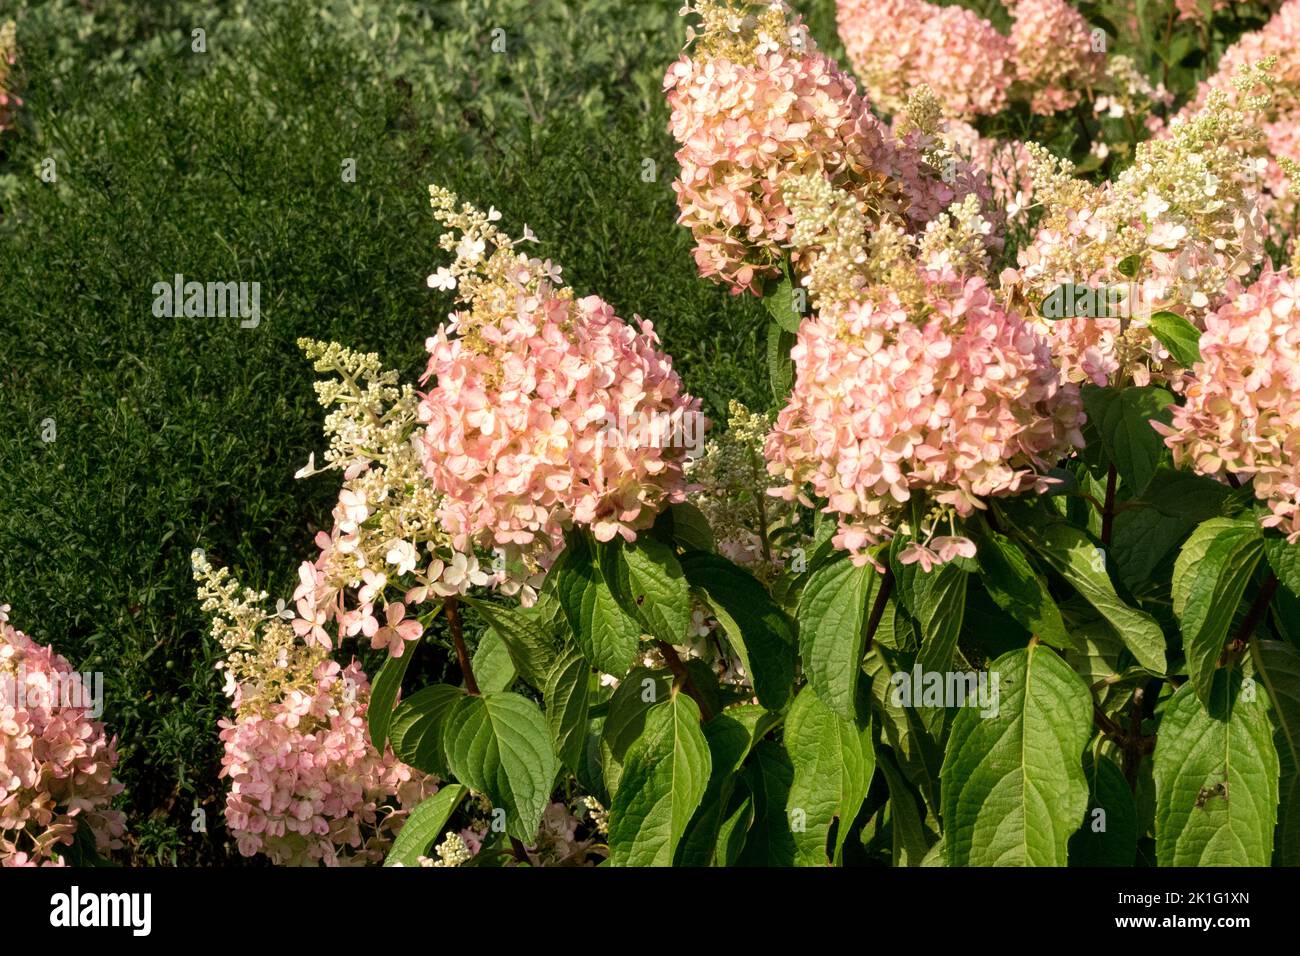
[1095,54,1173,129]
[582,796,610,836]
[689,401,803,577]
[419,831,473,867]
[918,194,995,278]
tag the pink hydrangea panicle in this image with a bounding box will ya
[418,186,704,558]
[0,608,125,866]
[665,1,906,294]
[836,0,1011,119]
[194,556,434,865]
[218,659,434,866]
[0,22,18,135]
[1157,267,1300,541]
[887,111,1001,239]
[765,267,1084,567]
[944,120,1036,229]
[1005,0,1105,115]
[837,0,1102,118]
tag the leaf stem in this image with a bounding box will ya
[509,837,532,865]
[654,639,715,721]
[447,598,479,696]
[1101,464,1118,546]
[1122,687,1146,789]
[864,566,895,654]
[1073,490,1106,514]
[1092,684,1155,792]
[1221,572,1279,665]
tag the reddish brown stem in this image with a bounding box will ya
[1222,572,1279,665]
[1093,703,1125,743]
[864,567,895,655]
[655,639,715,721]
[1122,687,1145,790]
[509,837,531,865]
[1093,686,1156,793]
[447,598,479,696]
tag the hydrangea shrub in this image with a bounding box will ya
[172,0,1300,868]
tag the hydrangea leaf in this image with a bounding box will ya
[681,550,796,710]
[785,686,874,865]
[369,630,425,750]
[1173,519,1264,707]
[608,692,711,866]
[941,644,1092,866]
[390,684,463,777]
[970,527,1071,650]
[796,553,876,721]
[543,648,592,775]
[442,691,559,843]
[553,532,641,675]
[1068,753,1138,867]
[1250,640,1300,865]
[1016,518,1166,674]
[1154,675,1279,866]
